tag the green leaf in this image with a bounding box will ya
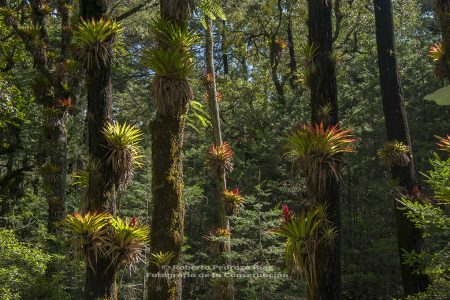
[424,85,450,105]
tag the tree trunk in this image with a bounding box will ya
[42,109,68,232]
[205,17,231,269]
[85,61,115,213]
[308,0,339,125]
[206,17,227,229]
[80,0,116,298]
[433,0,450,80]
[85,261,117,300]
[147,1,191,299]
[373,0,429,296]
[307,0,341,298]
[148,115,186,300]
[269,34,285,103]
[221,20,229,75]
[287,5,300,93]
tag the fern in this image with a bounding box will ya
[195,0,226,28]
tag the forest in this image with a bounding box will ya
[0,0,449,299]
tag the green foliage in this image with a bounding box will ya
[62,212,149,271]
[377,140,411,167]
[144,48,194,79]
[73,18,123,69]
[0,76,31,128]
[71,157,101,189]
[186,100,212,132]
[211,276,235,300]
[196,0,227,28]
[424,84,450,105]
[143,18,197,114]
[398,154,450,298]
[143,18,197,79]
[272,204,336,294]
[104,216,150,271]
[421,153,450,205]
[285,123,355,193]
[61,211,110,267]
[149,251,175,269]
[0,229,51,299]
[103,122,143,188]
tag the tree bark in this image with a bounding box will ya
[206,17,227,229]
[148,115,186,300]
[373,0,430,296]
[205,17,231,269]
[433,0,450,80]
[308,0,339,125]
[287,4,300,94]
[221,20,229,75]
[147,1,191,299]
[307,0,341,298]
[85,260,117,300]
[80,0,116,298]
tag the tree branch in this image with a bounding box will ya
[115,0,156,22]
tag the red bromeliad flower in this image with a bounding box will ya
[409,186,421,199]
[233,187,240,195]
[130,216,137,227]
[281,204,293,223]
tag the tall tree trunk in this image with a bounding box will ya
[307,0,341,298]
[433,0,450,80]
[206,17,227,229]
[42,111,68,233]
[221,20,229,75]
[287,4,299,93]
[28,0,69,234]
[373,0,429,296]
[205,16,232,272]
[269,35,284,102]
[147,1,191,299]
[80,0,116,298]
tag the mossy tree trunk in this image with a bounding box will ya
[0,0,72,234]
[147,1,191,299]
[374,0,429,296]
[307,0,341,298]
[80,0,117,298]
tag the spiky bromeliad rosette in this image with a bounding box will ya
[61,212,149,272]
[377,140,411,167]
[206,142,234,174]
[204,227,231,254]
[222,187,244,215]
[73,18,123,69]
[271,204,336,291]
[144,18,197,115]
[285,122,355,193]
[102,122,143,189]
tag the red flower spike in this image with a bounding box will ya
[281,204,293,223]
[233,187,240,195]
[410,186,421,199]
